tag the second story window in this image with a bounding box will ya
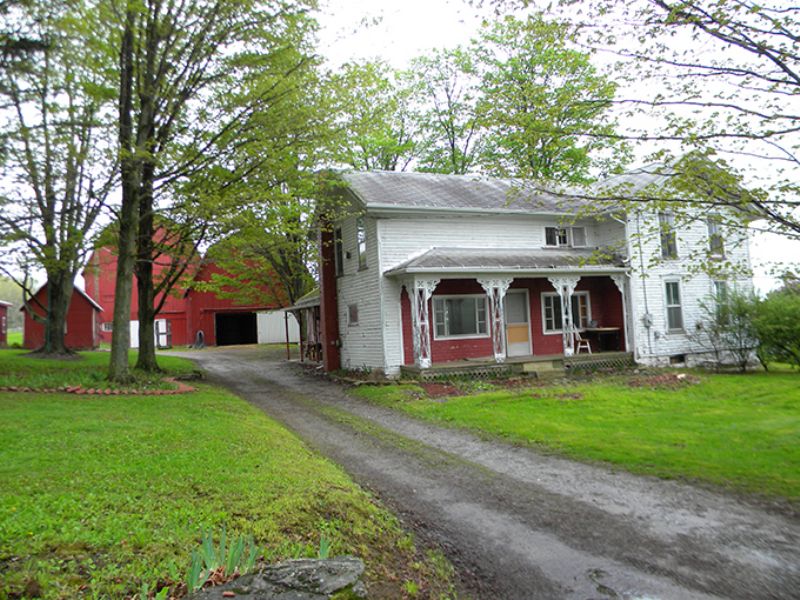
[707,217,724,258]
[545,226,586,247]
[334,227,343,276]
[356,217,367,270]
[659,212,678,259]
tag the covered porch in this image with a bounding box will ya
[386,247,631,372]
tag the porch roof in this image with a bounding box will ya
[384,247,627,277]
[286,288,320,312]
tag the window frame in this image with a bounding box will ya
[544,226,587,248]
[707,217,725,258]
[356,216,367,270]
[664,279,684,333]
[432,294,489,340]
[347,303,359,327]
[659,211,678,259]
[540,291,592,335]
[101,321,113,332]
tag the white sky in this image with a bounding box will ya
[316,0,799,294]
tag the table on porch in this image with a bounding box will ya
[584,327,622,352]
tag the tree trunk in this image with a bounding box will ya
[135,168,160,372]
[38,273,73,355]
[108,6,138,383]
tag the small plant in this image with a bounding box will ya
[185,528,261,593]
[317,533,332,559]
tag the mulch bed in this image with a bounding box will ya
[419,382,460,398]
[627,372,702,389]
[0,378,196,396]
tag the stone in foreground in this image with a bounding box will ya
[192,557,367,599]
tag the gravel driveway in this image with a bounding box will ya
[176,346,800,600]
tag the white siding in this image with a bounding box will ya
[377,214,617,374]
[336,215,385,371]
[626,210,752,365]
[257,310,299,344]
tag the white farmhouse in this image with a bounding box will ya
[311,165,752,377]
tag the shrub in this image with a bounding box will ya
[752,286,800,369]
[692,289,758,372]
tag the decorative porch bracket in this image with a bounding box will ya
[478,278,513,363]
[547,275,581,356]
[409,278,440,369]
[610,274,630,353]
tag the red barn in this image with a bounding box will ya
[185,261,287,346]
[0,301,10,347]
[82,241,292,348]
[22,284,102,350]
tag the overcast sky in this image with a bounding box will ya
[316,0,798,293]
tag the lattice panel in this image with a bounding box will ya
[564,354,634,372]
[416,365,513,382]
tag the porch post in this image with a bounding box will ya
[478,278,514,363]
[547,275,581,356]
[610,274,630,352]
[409,278,440,369]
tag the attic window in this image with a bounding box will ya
[545,226,586,248]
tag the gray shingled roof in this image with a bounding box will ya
[286,288,320,311]
[341,171,592,214]
[593,162,673,196]
[385,247,626,276]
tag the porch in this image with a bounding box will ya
[386,247,631,372]
[400,351,635,380]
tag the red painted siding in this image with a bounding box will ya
[83,242,287,347]
[23,285,101,350]
[399,276,626,365]
[185,262,285,346]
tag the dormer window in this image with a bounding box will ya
[545,226,586,248]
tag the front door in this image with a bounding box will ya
[505,290,531,357]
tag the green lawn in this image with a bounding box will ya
[354,371,800,501]
[0,351,454,599]
[0,349,194,390]
[5,330,22,346]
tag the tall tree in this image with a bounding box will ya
[406,48,484,174]
[107,0,318,380]
[486,0,799,243]
[0,0,115,355]
[326,60,418,171]
[471,14,624,182]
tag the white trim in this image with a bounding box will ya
[505,289,532,356]
[540,291,591,335]
[432,294,490,340]
[663,279,685,333]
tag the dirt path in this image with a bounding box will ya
[175,346,800,600]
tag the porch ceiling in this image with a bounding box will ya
[384,247,627,277]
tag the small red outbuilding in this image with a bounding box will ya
[0,300,10,347]
[22,284,103,350]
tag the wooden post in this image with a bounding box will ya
[284,311,290,360]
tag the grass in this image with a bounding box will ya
[353,371,800,502]
[0,350,455,599]
[5,331,22,346]
[0,349,194,391]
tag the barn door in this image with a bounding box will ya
[154,319,172,349]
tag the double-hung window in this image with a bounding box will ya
[542,292,591,333]
[356,217,367,270]
[433,296,488,339]
[659,212,678,259]
[707,217,724,258]
[665,280,684,332]
[713,280,729,324]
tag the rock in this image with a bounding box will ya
[192,557,367,600]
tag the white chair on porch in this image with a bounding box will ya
[574,331,592,354]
